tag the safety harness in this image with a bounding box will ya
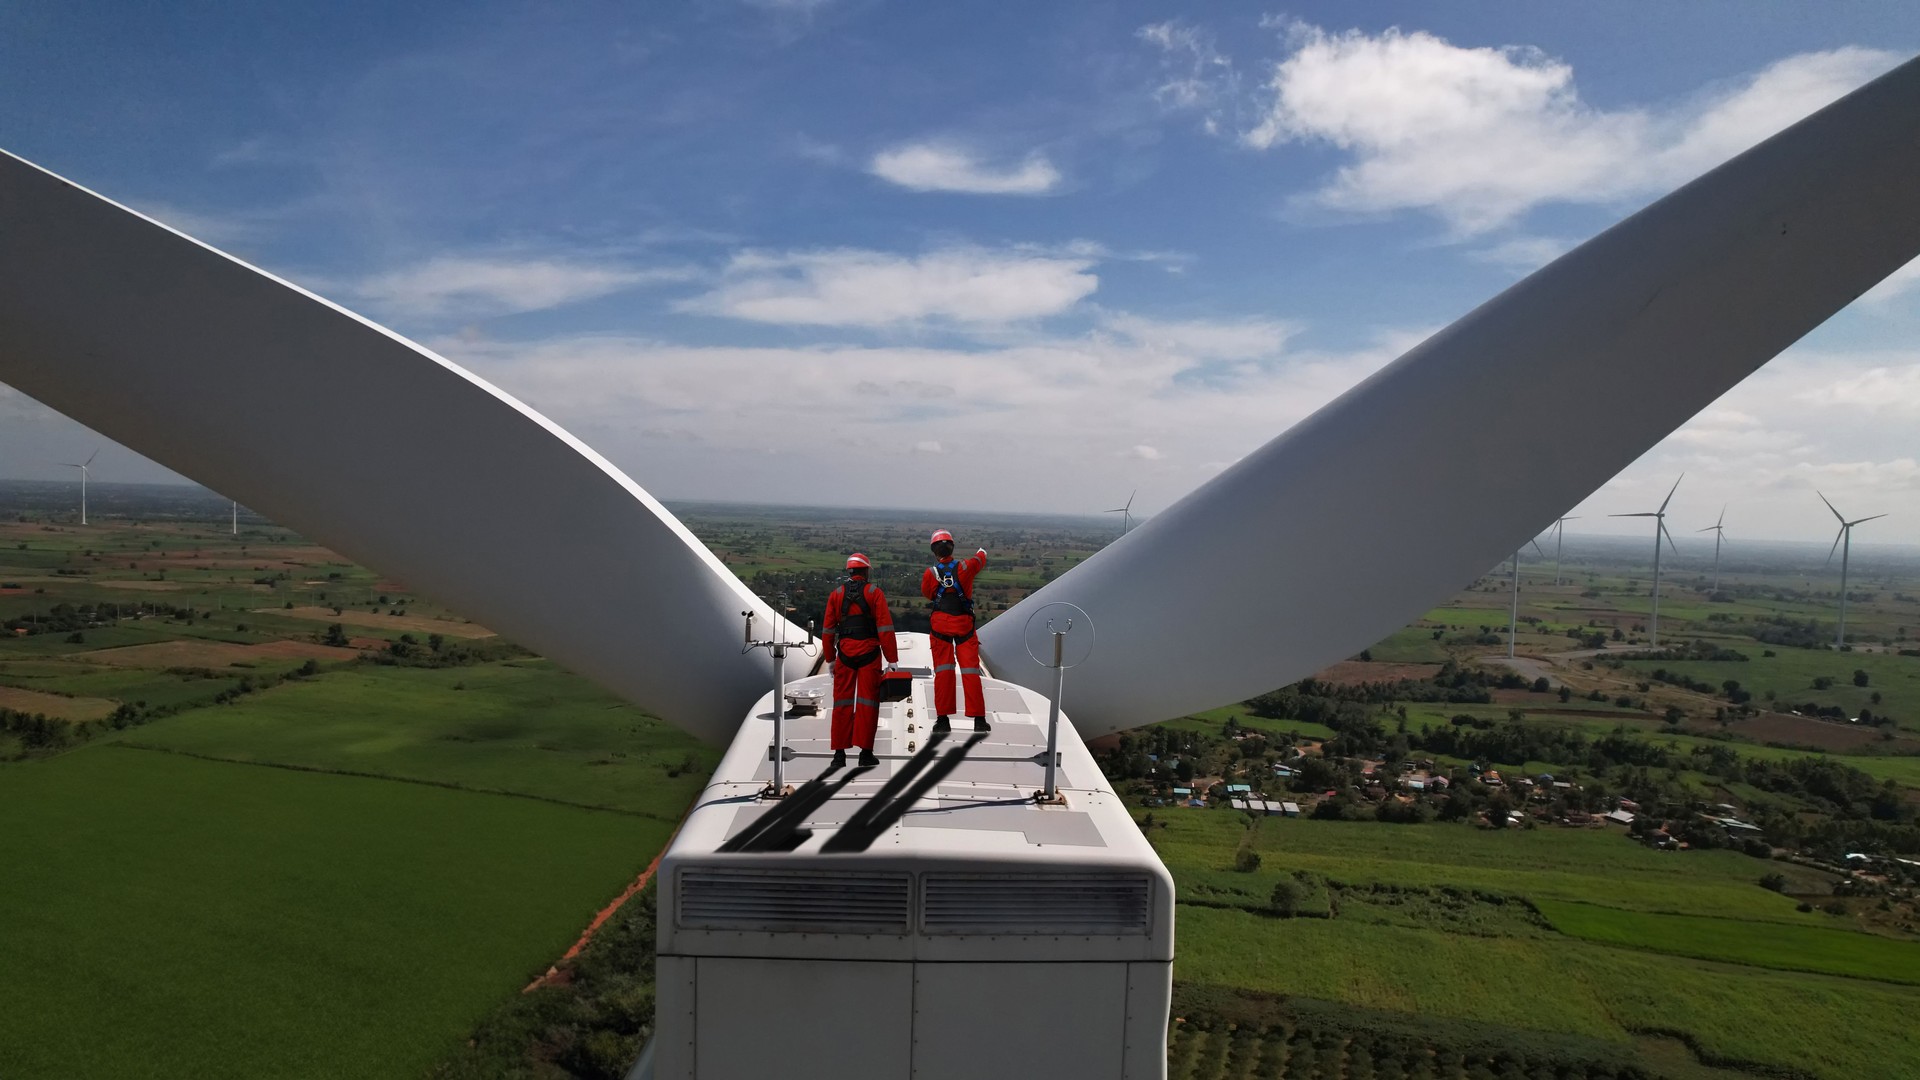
[929,558,976,645]
[835,578,883,668]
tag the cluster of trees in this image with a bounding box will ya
[368,631,521,668]
[2,598,212,635]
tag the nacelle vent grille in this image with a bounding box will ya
[921,872,1152,935]
[677,868,911,933]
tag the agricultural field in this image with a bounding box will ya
[5,482,1920,1078]
[0,746,669,1079]
[1150,814,1920,1080]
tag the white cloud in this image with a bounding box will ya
[432,317,1405,515]
[869,142,1062,195]
[130,201,269,248]
[1859,256,1920,309]
[1467,235,1573,271]
[1138,21,1239,131]
[1101,312,1297,360]
[356,255,689,318]
[677,247,1099,326]
[1218,24,1901,233]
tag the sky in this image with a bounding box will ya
[2,1,1917,545]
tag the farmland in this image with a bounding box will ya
[4,482,1920,1077]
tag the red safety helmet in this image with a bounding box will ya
[929,529,954,546]
[845,552,871,570]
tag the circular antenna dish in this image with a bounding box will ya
[1022,602,1095,669]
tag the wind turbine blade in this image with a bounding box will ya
[983,56,1920,736]
[0,149,798,745]
[1660,520,1679,557]
[1125,490,1136,512]
[1528,538,1546,558]
[83,448,99,467]
[1717,504,1726,528]
[1818,490,1846,524]
[1695,525,1718,532]
[1827,528,1846,566]
[1657,474,1684,514]
[1849,514,1888,526]
[1610,512,1659,518]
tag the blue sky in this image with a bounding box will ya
[3,1,1918,544]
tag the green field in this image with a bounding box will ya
[1535,900,1920,984]
[1156,815,1920,1078]
[0,746,669,1079]
[108,662,717,820]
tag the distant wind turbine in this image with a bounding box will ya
[1106,491,1135,536]
[1819,492,1886,648]
[232,499,239,536]
[1549,516,1579,586]
[60,448,99,525]
[1610,475,1682,646]
[1508,538,1547,659]
[1697,506,1728,594]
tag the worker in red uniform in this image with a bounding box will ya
[820,552,898,768]
[921,529,989,734]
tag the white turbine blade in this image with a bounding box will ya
[1849,513,1888,526]
[1660,520,1679,557]
[1657,474,1684,514]
[1827,528,1846,566]
[1717,504,1727,528]
[1818,490,1847,524]
[1528,538,1546,558]
[0,149,797,745]
[982,55,1920,736]
[1610,512,1660,518]
[83,448,99,467]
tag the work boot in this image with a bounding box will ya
[858,749,880,768]
[971,716,991,733]
[933,716,951,733]
[830,749,847,769]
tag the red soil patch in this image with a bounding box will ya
[73,639,361,669]
[0,686,118,721]
[264,607,494,638]
[1312,661,1444,686]
[1724,712,1919,753]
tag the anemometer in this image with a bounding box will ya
[741,600,815,799]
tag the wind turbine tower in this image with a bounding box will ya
[231,499,239,536]
[1550,516,1578,586]
[1106,491,1135,536]
[60,448,99,525]
[1610,476,1682,646]
[1508,538,1546,659]
[1698,506,1728,594]
[1819,492,1886,648]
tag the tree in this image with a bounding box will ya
[1759,872,1789,893]
[1269,878,1302,916]
[1853,669,1870,687]
[1557,685,1572,704]
[323,623,350,648]
[1530,677,1550,693]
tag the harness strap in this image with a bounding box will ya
[931,628,976,646]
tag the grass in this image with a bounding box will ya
[110,661,717,820]
[0,745,671,1080]
[1621,648,1920,729]
[1535,900,1920,984]
[1154,813,1832,923]
[1174,906,1920,1079]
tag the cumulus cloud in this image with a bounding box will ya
[677,247,1099,326]
[869,142,1062,195]
[431,316,1405,512]
[356,255,690,318]
[1162,21,1902,234]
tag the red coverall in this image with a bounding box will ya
[921,550,987,719]
[820,576,899,751]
